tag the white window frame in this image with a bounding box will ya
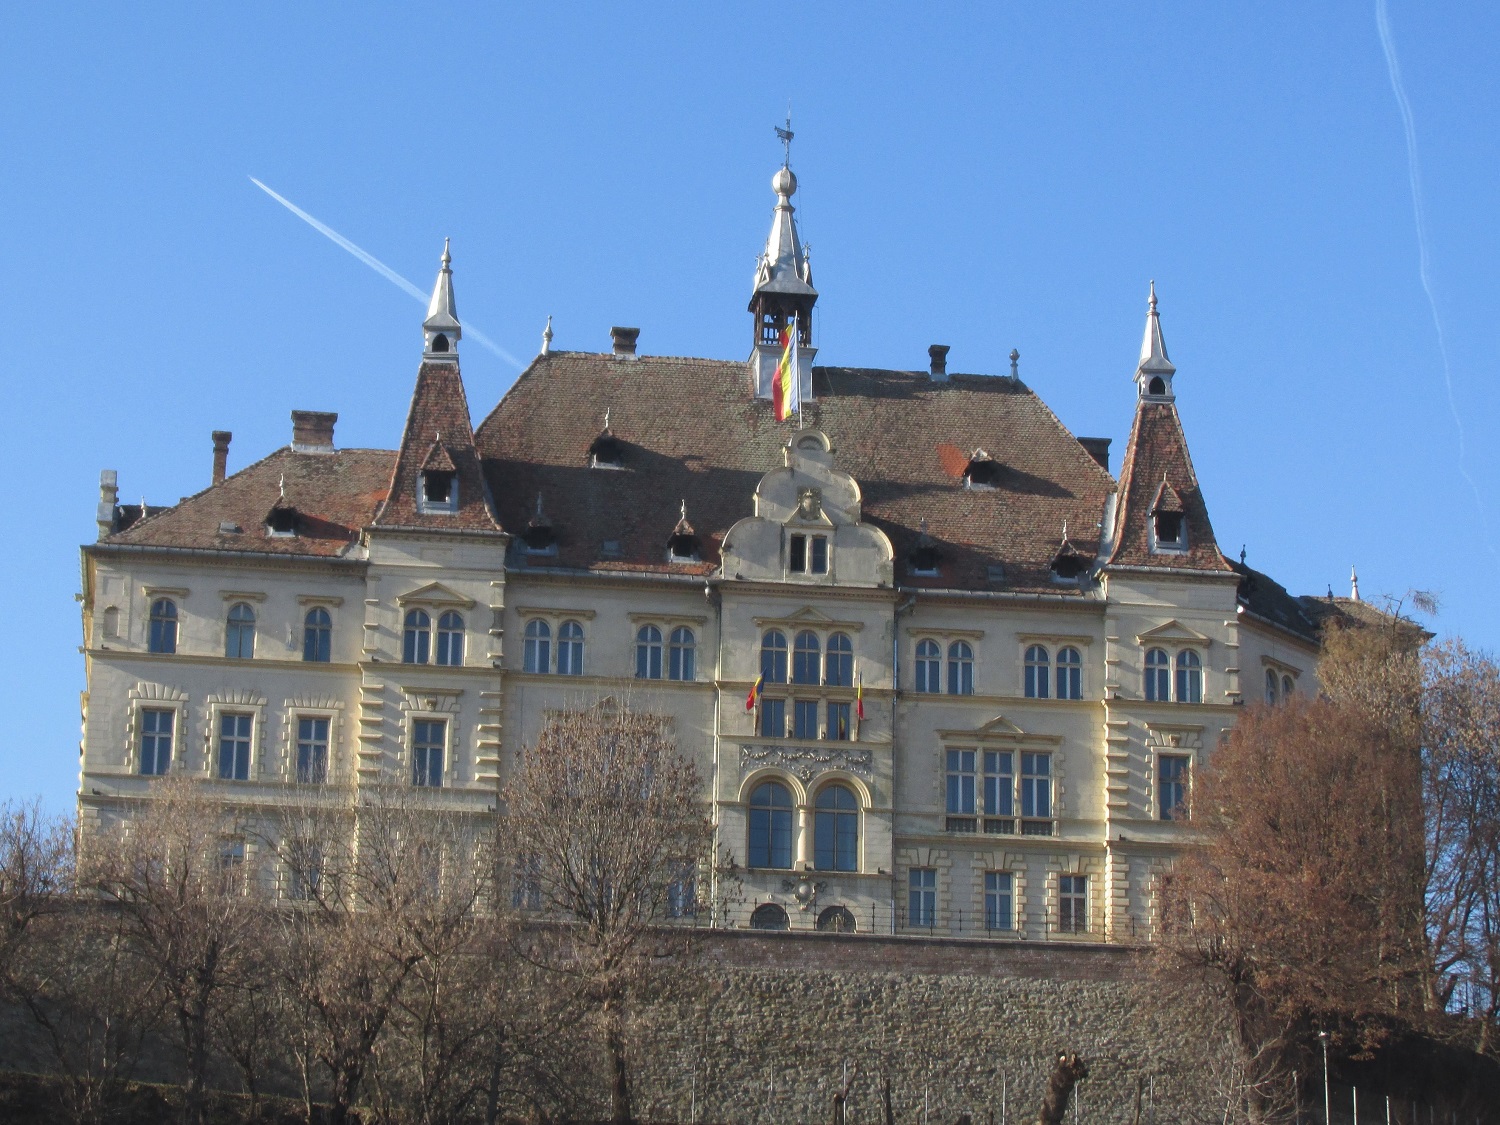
[418,470,460,515]
[291,710,335,785]
[410,714,449,788]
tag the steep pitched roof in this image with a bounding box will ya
[474,352,1116,591]
[373,360,503,533]
[1227,557,1320,642]
[1106,400,1231,573]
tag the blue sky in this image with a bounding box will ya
[2,3,1496,812]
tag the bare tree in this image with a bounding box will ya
[0,799,74,988]
[499,699,713,1125]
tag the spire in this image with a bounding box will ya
[1135,281,1176,400]
[541,315,553,356]
[1350,566,1361,602]
[749,121,818,404]
[423,238,461,357]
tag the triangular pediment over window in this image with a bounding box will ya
[396,582,476,609]
[1135,619,1212,646]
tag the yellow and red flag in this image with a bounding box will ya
[771,318,800,422]
[745,673,764,712]
[856,673,865,721]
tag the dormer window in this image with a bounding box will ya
[588,432,625,470]
[909,542,941,577]
[667,531,699,563]
[1149,480,1188,553]
[788,533,828,575]
[523,525,557,555]
[419,470,458,514]
[266,505,299,538]
[962,450,1002,490]
[1050,537,1089,582]
[1153,511,1184,548]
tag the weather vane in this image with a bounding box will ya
[775,105,794,167]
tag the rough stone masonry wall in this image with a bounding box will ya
[623,931,1238,1125]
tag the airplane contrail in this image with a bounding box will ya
[249,177,525,371]
[1374,0,1494,556]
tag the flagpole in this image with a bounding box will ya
[794,313,804,430]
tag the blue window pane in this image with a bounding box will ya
[748,782,793,869]
[218,712,252,781]
[303,607,332,663]
[793,699,819,739]
[523,620,550,673]
[792,631,820,685]
[436,612,465,666]
[636,625,662,679]
[760,698,785,738]
[557,620,583,675]
[297,717,330,784]
[915,640,940,693]
[403,610,431,665]
[761,631,788,683]
[668,627,695,681]
[825,633,853,686]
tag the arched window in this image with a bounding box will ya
[914,639,941,693]
[947,641,974,696]
[403,609,431,665]
[824,633,853,687]
[431,333,449,353]
[750,903,790,931]
[817,905,857,933]
[1144,648,1170,701]
[1148,376,1166,396]
[792,631,821,685]
[102,605,119,639]
[1024,645,1050,699]
[1175,650,1203,704]
[435,611,465,666]
[225,602,256,660]
[1282,675,1294,701]
[557,620,584,675]
[814,784,859,872]
[523,620,550,673]
[747,780,793,869]
[760,630,788,684]
[148,598,177,654]
[1056,647,1083,700]
[668,626,695,681]
[635,625,663,679]
[303,607,332,663]
[1265,668,1279,705]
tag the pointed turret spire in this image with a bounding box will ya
[1350,566,1361,602]
[541,315,553,356]
[423,238,461,357]
[748,122,818,404]
[1136,280,1175,399]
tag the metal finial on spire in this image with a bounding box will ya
[541,315,553,356]
[441,236,451,267]
[1062,520,1069,541]
[775,105,794,168]
[1350,565,1361,602]
[535,492,544,519]
[680,498,688,521]
[603,408,611,432]
[1148,278,1157,310]
[1009,349,1020,378]
[1240,545,1247,565]
[1137,280,1174,378]
[278,474,286,500]
[424,238,461,350]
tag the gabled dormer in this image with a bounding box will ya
[418,440,459,514]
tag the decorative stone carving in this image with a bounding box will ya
[796,486,823,520]
[782,876,825,912]
[739,744,873,782]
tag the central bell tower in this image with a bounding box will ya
[749,142,818,403]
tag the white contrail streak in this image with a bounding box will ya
[1374,0,1494,554]
[249,177,524,370]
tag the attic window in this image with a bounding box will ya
[667,532,699,563]
[524,526,556,554]
[962,451,1002,490]
[1153,511,1185,548]
[788,533,828,575]
[420,470,458,514]
[588,433,625,470]
[601,540,622,559]
[909,542,941,577]
[986,564,1007,584]
[266,506,299,538]
[1051,554,1088,580]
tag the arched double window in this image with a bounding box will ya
[668,626,695,681]
[403,609,431,664]
[824,633,853,687]
[1175,650,1203,704]
[817,905,857,933]
[747,780,793,869]
[914,639,941,693]
[636,625,663,679]
[814,784,859,872]
[148,598,178,654]
[436,611,465,666]
[303,607,332,663]
[1024,645,1050,699]
[750,903,790,931]
[557,621,584,675]
[760,630,788,683]
[523,620,551,673]
[1056,647,1083,700]
[225,603,256,660]
[947,641,974,696]
[1144,648,1170,701]
[1281,674,1294,701]
[792,631,821,685]
[1265,668,1279,705]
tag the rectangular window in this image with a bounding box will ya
[793,699,819,740]
[985,871,1014,931]
[788,534,807,573]
[513,856,541,911]
[759,697,785,738]
[1158,754,1189,821]
[290,847,322,902]
[412,719,446,788]
[219,839,247,893]
[825,701,852,741]
[809,536,828,574]
[1059,874,1087,934]
[1020,751,1052,821]
[983,750,1015,832]
[139,708,174,776]
[667,863,697,919]
[908,868,936,928]
[296,717,329,784]
[217,712,252,781]
[946,749,976,814]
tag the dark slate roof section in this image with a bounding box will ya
[1107,400,1231,572]
[1227,558,1320,643]
[373,360,503,533]
[105,448,396,557]
[474,352,1117,592]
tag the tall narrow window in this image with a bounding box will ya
[983,750,1015,824]
[946,749,977,818]
[225,603,256,659]
[809,536,829,574]
[1059,874,1087,934]
[1282,674,1294,700]
[760,630,788,683]
[403,609,431,665]
[1265,668,1279,705]
[748,781,793,869]
[1056,647,1083,700]
[412,719,445,788]
[793,699,819,740]
[788,534,807,573]
[512,857,541,911]
[824,632,853,687]
[139,708,174,775]
[636,625,663,679]
[523,620,550,673]
[1158,754,1189,821]
[217,712,252,781]
[947,641,974,695]
[1144,648,1170,701]
[909,868,936,928]
[296,717,329,784]
[666,863,697,918]
[1021,752,1052,822]
[556,620,584,675]
[826,701,852,740]
[435,611,465,666]
[1024,645,1050,699]
[668,627,695,681]
[792,631,821,685]
[814,784,859,872]
[985,871,1014,931]
[148,598,178,654]
[1175,650,1203,704]
[303,607,332,663]
[759,698,785,738]
[914,639,941,693]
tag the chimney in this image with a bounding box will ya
[96,469,119,541]
[291,411,337,454]
[211,431,232,486]
[610,326,640,358]
[928,344,950,383]
[1078,437,1111,472]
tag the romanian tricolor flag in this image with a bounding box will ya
[745,673,764,712]
[856,673,865,721]
[771,318,800,422]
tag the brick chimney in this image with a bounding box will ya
[928,344,950,382]
[211,431,232,486]
[291,411,337,454]
[610,326,640,357]
[1078,437,1111,472]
